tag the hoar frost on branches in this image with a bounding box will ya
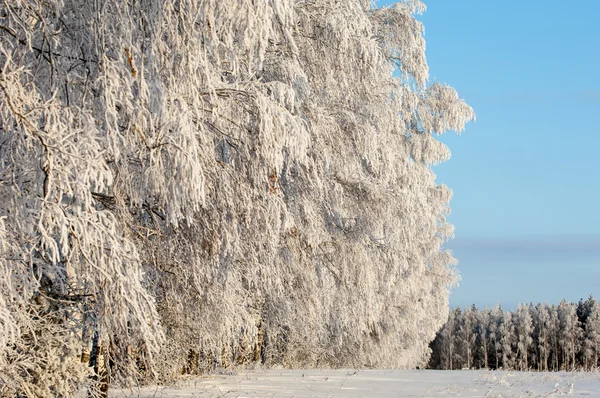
[0,0,473,395]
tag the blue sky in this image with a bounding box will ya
[377,0,600,309]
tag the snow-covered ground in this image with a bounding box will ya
[109,369,600,397]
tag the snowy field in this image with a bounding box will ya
[109,369,600,397]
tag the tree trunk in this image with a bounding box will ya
[89,332,109,398]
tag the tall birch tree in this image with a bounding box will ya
[584,300,600,370]
[515,303,533,370]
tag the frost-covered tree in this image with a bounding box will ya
[489,305,503,369]
[514,303,533,370]
[449,308,462,370]
[533,303,551,371]
[477,308,492,369]
[499,311,515,369]
[0,0,473,395]
[456,305,477,369]
[548,305,561,371]
[583,299,600,370]
[558,300,581,370]
[577,296,595,327]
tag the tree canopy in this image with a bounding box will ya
[0,0,473,395]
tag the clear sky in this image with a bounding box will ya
[377,0,600,309]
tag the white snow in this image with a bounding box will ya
[109,369,600,397]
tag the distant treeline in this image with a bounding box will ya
[428,296,600,371]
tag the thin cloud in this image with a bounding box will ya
[446,236,600,256]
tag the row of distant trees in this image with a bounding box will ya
[428,297,600,371]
